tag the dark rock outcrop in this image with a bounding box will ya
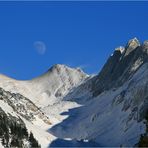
[0,107,40,147]
[92,38,148,96]
[0,87,51,124]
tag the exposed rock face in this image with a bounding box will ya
[144,40,148,46]
[92,38,148,96]
[124,37,140,56]
[0,87,50,124]
[115,46,125,54]
[49,39,148,147]
[0,38,148,147]
[27,64,89,106]
[0,64,88,107]
[0,107,40,147]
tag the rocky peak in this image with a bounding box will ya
[49,64,87,76]
[128,37,140,46]
[124,37,140,56]
[115,46,125,54]
[143,40,148,46]
[92,38,147,97]
[49,64,65,73]
[27,64,89,106]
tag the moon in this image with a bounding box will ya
[34,41,46,55]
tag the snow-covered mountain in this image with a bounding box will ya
[0,64,88,107]
[0,37,148,147]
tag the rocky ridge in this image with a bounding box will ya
[92,37,148,96]
[0,37,148,147]
[0,87,51,124]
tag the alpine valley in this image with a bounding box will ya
[0,38,148,147]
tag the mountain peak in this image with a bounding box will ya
[48,64,87,76]
[143,40,148,46]
[0,38,148,148]
[115,46,125,54]
[52,64,65,69]
[49,64,65,72]
[92,37,148,97]
[128,37,140,46]
[124,37,140,56]
[27,64,89,106]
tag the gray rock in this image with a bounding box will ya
[124,37,140,56]
[92,38,148,97]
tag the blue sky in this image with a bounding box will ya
[0,1,148,80]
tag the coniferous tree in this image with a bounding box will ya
[0,99,40,147]
[29,132,40,148]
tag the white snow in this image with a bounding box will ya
[0,65,88,147]
[47,63,148,146]
[0,100,17,117]
[0,63,148,147]
[0,64,88,107]
[0,140,3,148]
[0,98,56,147]
[22,118,56,148]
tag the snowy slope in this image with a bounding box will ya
[0,64,88,107]
[0,99,57,147]
[0,89,57,147]
[0,38,148,147]
[0,65,89,147]
[48,38,148,146]
[50,62,148,146]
